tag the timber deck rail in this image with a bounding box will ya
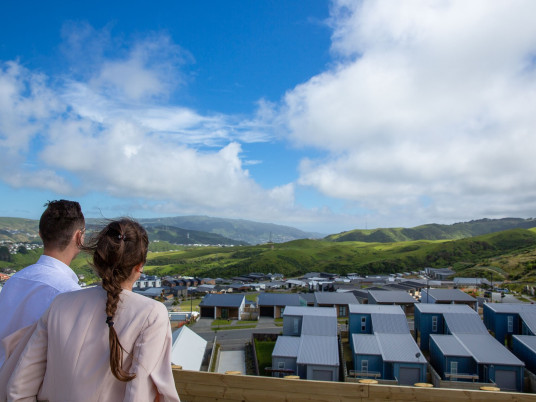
[173,369,536,402]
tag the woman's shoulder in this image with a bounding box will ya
[53,285,102,303]
[121,289,168,316]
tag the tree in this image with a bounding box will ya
[0,246,10,262]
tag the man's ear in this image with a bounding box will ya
[74,229,84,248]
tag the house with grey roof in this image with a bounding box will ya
[483,303,536,346]
[414,304,486,351]
[429,333,524,391]
[415,303,525,390]
[367,290,417,314]
[199,293,245,320]
[271,306,340,381]
[314,291,358,317]
[352,332,427,385]
[257,293,306,318]
[512,335,536,375]
[425,267,455,280]
[420,288,477,310]
[453,277,490,288]
[348,304,427,385]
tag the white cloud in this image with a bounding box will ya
[0,27,303,227]
[284,0,536,225]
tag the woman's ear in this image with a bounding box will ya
[135,262,144,273]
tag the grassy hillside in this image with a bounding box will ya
[3,222,536,287]
[139,229,536,283]
[326,218,536,243]
[0,218,40,242]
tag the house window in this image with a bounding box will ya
[450,361,458,376]
[508,316,514,333]
[361,317,367,331]
[361,360,368,373]
[278,362,285,369]
[293,318,299,335]
[339,305,347,316]
[432,316,438,332]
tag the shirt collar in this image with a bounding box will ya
[37,254,80,284]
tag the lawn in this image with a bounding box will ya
[176,297,203,312]
[255,339,276,376]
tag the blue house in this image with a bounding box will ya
[349,304,427,385]
[348,304,406,335]
[351,332,427,385]
[271,306,340,381]
[414,304,486,351]
[482,303,536,346]
[429,333,524,391]
[512,335,536,374]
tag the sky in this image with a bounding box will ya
[1,0,536,235]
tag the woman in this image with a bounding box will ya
[7,218,180,401]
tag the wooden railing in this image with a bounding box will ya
[172,369,536,402]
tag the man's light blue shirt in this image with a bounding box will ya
[0,255,81,366]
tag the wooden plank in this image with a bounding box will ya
[173,370,536,402]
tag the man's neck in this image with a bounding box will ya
[43,248,74,267]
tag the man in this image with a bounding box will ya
[0,200,85,366]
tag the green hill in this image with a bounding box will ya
[138,228,536,282]
[326,218,536,243]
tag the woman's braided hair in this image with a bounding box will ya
[84,218,148,382]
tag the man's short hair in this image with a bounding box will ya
[39,200,85,251]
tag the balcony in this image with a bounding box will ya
[172,369,532,401]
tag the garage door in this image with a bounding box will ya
[312,370,332,381]
[494,370,517,391]
[398,367,421,386]
[259,306,274,317]
[200,306,214,319]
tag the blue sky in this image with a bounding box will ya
[1,1,536,234]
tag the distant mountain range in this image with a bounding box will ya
[2,216,536,246]
[325,218,536,243]
[0,216,322,246]
[136,216,323,245]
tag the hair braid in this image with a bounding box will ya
[83,218,148,383]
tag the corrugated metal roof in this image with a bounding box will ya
[272,336,301,358]
[258,293,304,306]
[314,291,358,305]
[349,304,405,315]
[371,313,409,334]
[484,303,536,314]
[455,334,524,366]
[425,288,476,302]
[520,311,536,334]
[415,303,476,314]
[352,334,381,355]
[171,326,208,371]
[368,290,416,304]
[376,333,427,363]
[513,335,536,352]
[443,313,488,334]
[283,306,337,318]
[301,315,338,337]
[199,293,244,307]
[297,335,339,366]
[430,334,472,357]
